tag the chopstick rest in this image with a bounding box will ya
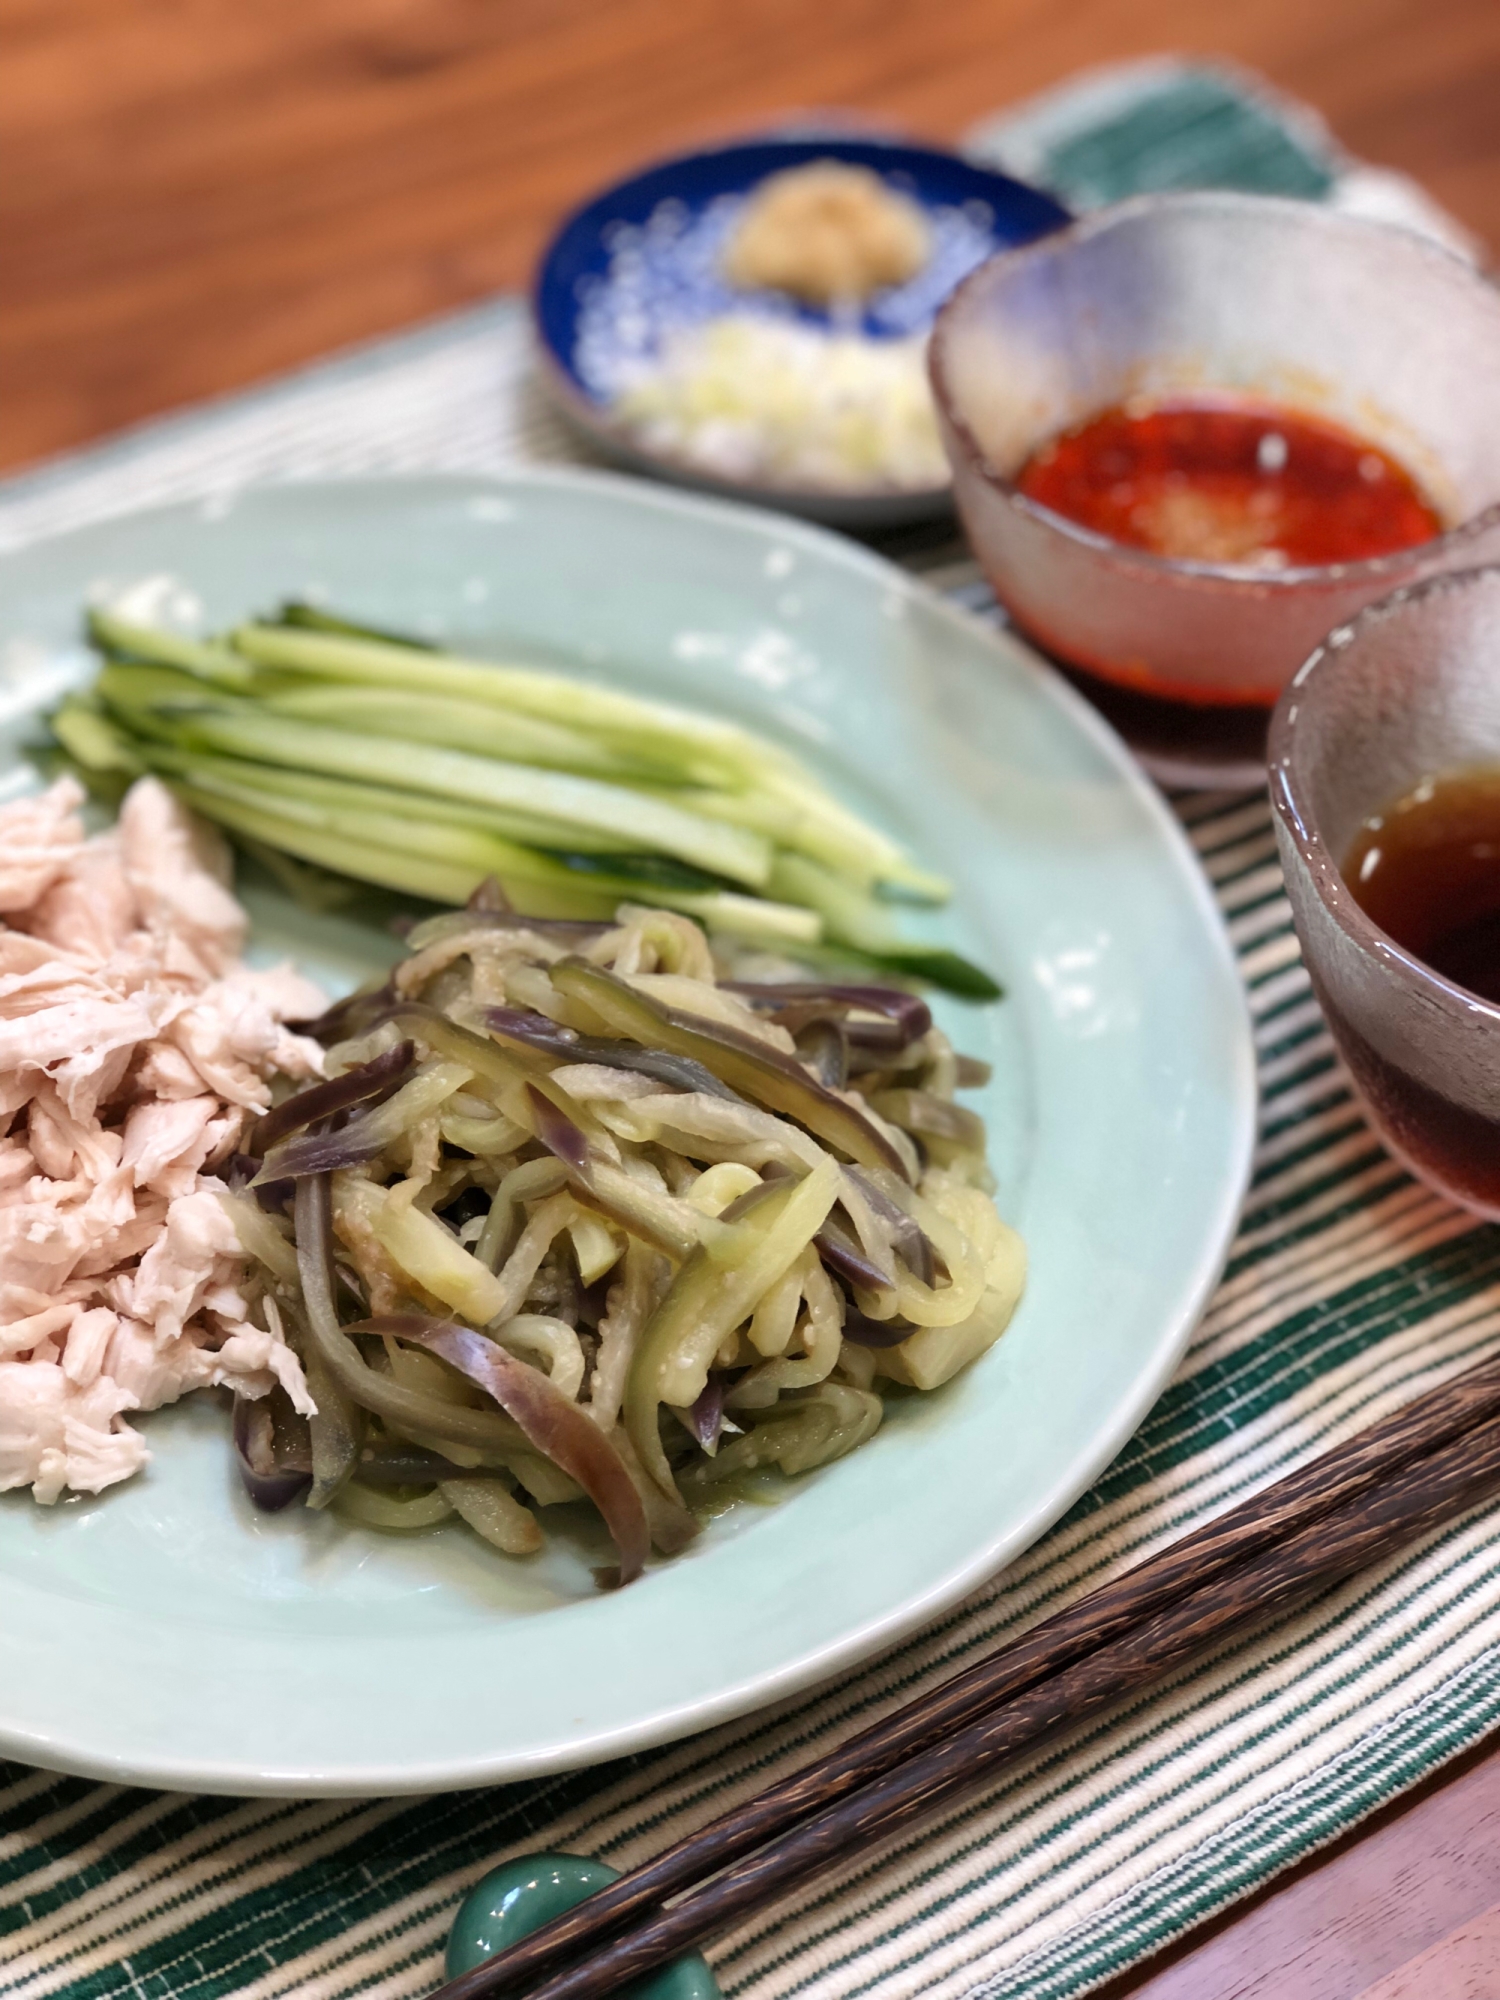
[446,1855,718,1999]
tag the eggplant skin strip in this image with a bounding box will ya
[550,958,911,1180]
[251,1041,415,1154]
[485,1004,744,1101]
[349,1313,651,1585]
[723,981,932,1045]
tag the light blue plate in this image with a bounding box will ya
[0,472,1254,1795]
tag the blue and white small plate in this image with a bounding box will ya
[532,135,1070,529]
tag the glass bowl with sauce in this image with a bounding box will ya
[1270,564,1500,1220]
[928,193,1500,784]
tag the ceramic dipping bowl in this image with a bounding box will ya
[1271,564,1500,1219]
[929,192,1500,783]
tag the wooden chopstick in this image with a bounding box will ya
[433,1352,1500,1998]
[432,1352,1500,1992]
[508,1403,1500,2000]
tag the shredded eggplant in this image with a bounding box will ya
[256,1057,473,1182]
[723,981,933,1048]
[685,1378,727,1453]
[840,1308,920,1350]
[486,1005,745,1101]
[548,958,912,1179]
[350,1315,650,1583]
[794,1019,849,1091]
[233,1388,313,1511]
[252,1042,415,1153]
[217,900,1024,1588]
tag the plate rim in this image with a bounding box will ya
[0,468,1257,1794]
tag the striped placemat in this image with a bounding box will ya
[3,64,1499,2000]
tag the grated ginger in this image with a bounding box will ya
[722,160,930,306]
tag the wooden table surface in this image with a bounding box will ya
[11,1,1500,1991]
[7,0,1500,475]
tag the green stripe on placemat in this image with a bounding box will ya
[1015,72,1336,205]
[3,62,1499,2000]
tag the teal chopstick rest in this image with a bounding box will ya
[445,1852,722,1998]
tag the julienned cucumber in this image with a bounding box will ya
[59,602,1000,999]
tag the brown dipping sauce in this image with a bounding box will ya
[1337,770,1500,1208]
[1345,770,1500,1004]
[1016,398,1443,570]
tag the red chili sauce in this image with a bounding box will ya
[1015,398,1443,568]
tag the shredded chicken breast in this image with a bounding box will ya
[0,776,325,1502]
